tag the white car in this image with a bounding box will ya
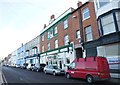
[26,64,34,70]
[44,65,65,76]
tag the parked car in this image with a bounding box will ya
[65,56,110,83]
[15,64,21,68]
[21,63,28,69]
[32,63,46,72]
[26,63,34,70]
[44,65,65,76]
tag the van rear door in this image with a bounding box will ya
[97,57,110,79]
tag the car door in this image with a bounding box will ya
[49,66,54,74]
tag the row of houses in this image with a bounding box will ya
[4,0,120,78]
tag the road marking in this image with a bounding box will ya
[19,77,23,81]
[2,72,8,84]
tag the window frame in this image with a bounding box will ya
[64,35,69,45]
[82,7,90,20]
[76,30,81,39]
[54,26,58,34]
[64,20,68,29]
[42,45,44,52]
[55,39,58,48]
[47,43,50,50]
[101,13,116,35]
[41,34,44,41]
[85,26,93,42]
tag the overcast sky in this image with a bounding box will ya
[0,0,87,59]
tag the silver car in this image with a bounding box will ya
[44,65,65,76]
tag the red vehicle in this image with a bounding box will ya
[65,56,110,83]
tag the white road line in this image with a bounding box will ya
[2,72,8,84]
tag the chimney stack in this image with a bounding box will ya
[77,1,82,7]
[49,14,55,24]
[44,24,46,29]
[50,14,55,20]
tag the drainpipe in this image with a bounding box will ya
[77,3,85,58]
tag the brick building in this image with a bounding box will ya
[39,1,99,70]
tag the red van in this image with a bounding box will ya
[65,56,110,83]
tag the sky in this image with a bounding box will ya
[0,0,87,59]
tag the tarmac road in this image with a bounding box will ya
[2,66,120,85]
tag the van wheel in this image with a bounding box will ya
[53,72,56,76]
[86,75,93,83]
[66,73,71,79]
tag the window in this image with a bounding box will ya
[116,11,120,31]
[64,20,68,29]
[48,32,50,39]
[85,26,93,42]
[64,35,69,45]
[95,0,110,9]
[76,30,81,39]
[101,13,116,35]
[99,0,109,8]
[42,46,44,52]
[82,7,90,20]
[55,39,58,48]
[48,29,54,39]
[41,34,44,41]
[54,26,58,34]
[47,43,50,50]
[69,62,75,69]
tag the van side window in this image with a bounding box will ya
[69,62,75,69]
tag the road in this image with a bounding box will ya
[2,66,120,85]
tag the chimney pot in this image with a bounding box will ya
[51,14,55,19]
[77,1,82,7]
[44,24,46,29]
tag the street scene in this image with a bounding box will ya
[0,0,120,85]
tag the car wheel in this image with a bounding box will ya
[44,70,47,74]
[53,72,56,76]
[66,73,71,79]
[32,69,34,71]
[86,75,93,83]
[36,69,39,72]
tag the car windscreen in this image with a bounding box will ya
[53,66,58,69]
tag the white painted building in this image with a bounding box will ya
[25,35,40,64]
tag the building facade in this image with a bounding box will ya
[25,35,40,64]
[40,8,75,70]
[39,1,99,70]
[93,0,120,78]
